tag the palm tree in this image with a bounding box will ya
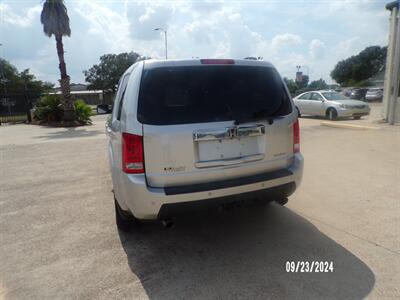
[40,0,75,121]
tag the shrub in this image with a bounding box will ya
[74,99,92,124]
[35,95,63,122]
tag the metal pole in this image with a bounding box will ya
[388,8,400,125]
[154,28,168,60]
[382,8,397,120]
[165,30,168,60]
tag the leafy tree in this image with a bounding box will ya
[283,77,298,95]
[83,52,146,93]
[0,58,53,119]
[40,0,74,121]
[308,78,328,90]
[331,46,386,85]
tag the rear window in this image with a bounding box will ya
[137,65,291,125]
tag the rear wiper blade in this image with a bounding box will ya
[234,109,280,125]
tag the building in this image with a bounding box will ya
[382,1,400,124]
[50,83,114,105]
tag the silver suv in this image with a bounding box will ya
[106,59,303,230]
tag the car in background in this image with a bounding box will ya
[365,88,383,101]
[350,88,368,100]
[293,90,370,120]
[342,88,353,97]
[97,104,113,114]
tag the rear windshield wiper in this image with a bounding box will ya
[234,109,281,125]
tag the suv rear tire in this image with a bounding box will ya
[327,108,338,120]
[115,198,139,231]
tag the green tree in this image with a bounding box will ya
[0,58,53,119]
[283,77,298,95]
[40,0,74,121]
[331,46,386,85]
[83,52,146,93]
[308,78,328,90]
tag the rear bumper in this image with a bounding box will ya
[158,182,296,219]
[115,153,303,220]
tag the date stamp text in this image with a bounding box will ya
[285,261,334,273]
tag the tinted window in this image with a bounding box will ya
[137,66,291,125]
[298,93,311,100]
[310,93,323,101]
[322,92,350,100]
[112,73,130,121]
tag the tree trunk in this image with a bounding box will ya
[55,34,75,121]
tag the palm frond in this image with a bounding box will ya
[40,0,71,37]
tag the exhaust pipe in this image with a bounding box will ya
[276,198,288,206]
[161,218,175,229]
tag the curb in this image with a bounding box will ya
[320,122,381,130]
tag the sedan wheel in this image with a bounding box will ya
[327,108,338,120]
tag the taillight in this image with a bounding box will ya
[122,132,144,173]
[200,59,235,65]
[293,119,300,153]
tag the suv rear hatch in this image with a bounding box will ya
[138,61,294,188]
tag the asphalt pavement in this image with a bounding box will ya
[0,104,399,299]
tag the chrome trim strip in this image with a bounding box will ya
[193,124,265,141]
[237,124,265,137]
[195,153,265,168]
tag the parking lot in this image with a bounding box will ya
[1,103,399,299]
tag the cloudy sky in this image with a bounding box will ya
[0,0,390,85]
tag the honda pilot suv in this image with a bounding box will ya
[106,59,303,230]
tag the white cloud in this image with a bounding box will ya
[309,39,325,59]
[74,0,131,53]
[271,33,303,52]
[0,0,389,85]
[128,3,173,40]
[333,36,361,59]
[181,8,303,60]
[0,3,41,27]
[190,0,223,13]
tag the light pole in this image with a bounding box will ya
[154,27,167,59]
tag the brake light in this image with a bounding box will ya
[200,59,235,65]
[122,132,144,173]
[293,119,300,153]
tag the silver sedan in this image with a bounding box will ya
[293,90,370,120]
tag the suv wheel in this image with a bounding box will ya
[354,116,361,120]
[115,198,139,231]
[327,108,338,120]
